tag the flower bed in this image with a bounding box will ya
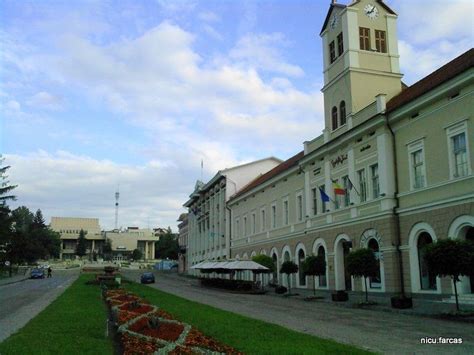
[104,289,242,354]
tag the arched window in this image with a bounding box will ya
[332,106,338,130]
[368,239,381,288]
[272,252,278,283]
[417,232,436,290]
[340,101,346,126]
[298,249,306,286]
[317,246,327,287]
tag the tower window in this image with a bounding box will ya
[340,101,346,126]
[337,33,344,56]
[359,27,370,51]
[329,41,336,63]
[331,106,338,130]
[375,30,387,53]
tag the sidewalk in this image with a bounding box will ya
[0,270,30,287]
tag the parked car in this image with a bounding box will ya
[30,268,45,279]
[140,272,155,284]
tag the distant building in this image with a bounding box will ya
[177,213,189,273]
[105,227,158,261]
[183,157,282,273]
[50,217,104,260]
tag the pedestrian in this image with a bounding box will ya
[47,267,52,278]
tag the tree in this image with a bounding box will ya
[424,239,473,312]
[280,261,298,295]
[132,248,142,261]
[155,227,179,260]
[102,239,112,261]
[302,255,326,296]
[0,156,17,206]
[252,254,275,288]
[75,229,87,258]
[346,248,379,303]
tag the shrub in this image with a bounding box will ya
[275,286,287,294]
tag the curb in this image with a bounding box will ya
[0,276,30,287]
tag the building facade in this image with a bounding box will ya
[177,213,189,273]
[105,227,158,261]
[226,0,473,300]
[184,158,282,273]
[50,217,104,260]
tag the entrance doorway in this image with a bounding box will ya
[343,242,351,291]
[466,227,474,293]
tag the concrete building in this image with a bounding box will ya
[105,227,158,261]
[177,213,189,273]
[225,0,473,302]
[184,157,282,273]
[50,217,104,260]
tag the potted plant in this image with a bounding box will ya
[346,248,378,304]
[302,255,326,298]
[280,261,298,295]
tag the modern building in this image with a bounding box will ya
[184,157,282,273]
[177,213,189,273]
[225,0,473,302]
[105,227,158,261]
[50,217,104,260]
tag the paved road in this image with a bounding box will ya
[123,270,473,354]
[0,269,79,342]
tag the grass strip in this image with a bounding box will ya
[125,281,371,355]
[0,274,114,355]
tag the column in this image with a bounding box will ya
[145,242,149,261]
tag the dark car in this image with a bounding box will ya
[30,268,45,279]
[140,272,155,284]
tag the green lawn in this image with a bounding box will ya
[125,281,371,355]
[0,274,114,355]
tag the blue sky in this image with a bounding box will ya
[1,0,472,230]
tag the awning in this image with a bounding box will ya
[190,260,270,272]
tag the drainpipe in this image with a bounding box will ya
[385,112,406,298]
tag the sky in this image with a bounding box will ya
[1,0,472,231]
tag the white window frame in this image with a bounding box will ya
[370,163,380,199]
[311,187,318,216]
[296,191,304,222]
[446,120,471,179]
[271,202,277,229]
[235,217,240,238]
[243,215,248,236]
[282,197,289,226]
[407,139,427,191]
[260,207,266,232]
[357,168,367,203]
[251,212,256,235]
[319,184,327,213]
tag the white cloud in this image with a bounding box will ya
[27,91,63,110]
[198,11,220,23]
[202,24,223,41]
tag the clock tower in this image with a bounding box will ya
[320,0,402,139]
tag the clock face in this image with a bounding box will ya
[330,15,338,30]
[364,4,379,19]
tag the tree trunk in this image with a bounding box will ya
[453,277,460,312]
[287,274,291,294]
[364,277,368,303]
[313,276,316,296]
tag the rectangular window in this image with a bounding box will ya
[371,164,380,198]
[337,32,344,56]
[252,213,256,234]
[342,175,350,207]
[334,179,340,210]
[375,30,387,53]
[261,209,266,232]
[271,205,277,228]
[452,133,468,177]
[358,169,367,203]
[297,195,303,221]
[236,219,240,238]
[329,41,336,63]
[319,185,327,212]
[411,150,425,188]
[312,188,318,215]
[359,27,370,50]
[283,200,289,225]
[243,216,247,236]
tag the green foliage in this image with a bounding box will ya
[280,260,298,275]
[0,156,17,206]
[125,281,369,354]
[131,248,143,261]
[252,254,275,272]
[0,274,114,354]
[302,255,326,277]
[346,248,378,279]
[424,239,472,280]
[156,227,179,259]
[102,239,112,260]
[75,229,87,257]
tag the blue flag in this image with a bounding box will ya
[319,187,330,202]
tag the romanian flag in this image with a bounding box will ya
[333,181,346,195]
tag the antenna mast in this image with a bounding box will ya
[114,187,120,230]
